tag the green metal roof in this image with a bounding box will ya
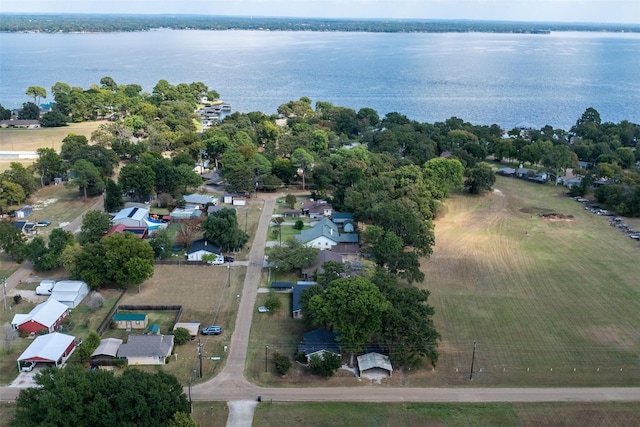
[113,313,147,321]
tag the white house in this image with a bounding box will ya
[295,217,358,250]
[112,206,150,228]
[186,239,224,264]
[49,280,90,308]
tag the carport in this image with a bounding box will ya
[16,332,77,371]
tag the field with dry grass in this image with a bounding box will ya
[0,122,102,172]
[418,176,640,386]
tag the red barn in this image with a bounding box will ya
[17,332,77,370]
[11,299,70,334]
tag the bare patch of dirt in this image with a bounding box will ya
[539,212,574,221]
[584,326,639,351]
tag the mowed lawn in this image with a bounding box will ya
[419,176,640,386]
[0,122,102,172]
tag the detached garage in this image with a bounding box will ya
[49,281,89,308]
[17,332,77,370]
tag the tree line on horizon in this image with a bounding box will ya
[1,14,639,34]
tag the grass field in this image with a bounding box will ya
[0,122,102,172]
[252,401,640,426]
[418,176,640,386]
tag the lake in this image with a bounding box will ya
[1,29,639,130]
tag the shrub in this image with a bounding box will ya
[13,294,22,305]
[295,352,307,364]
[264,292,281,312]
[173,327,191,345]
[86,292,104,311]
[272,352,291,375]
[309,352,342,377]
[294,219,304,230]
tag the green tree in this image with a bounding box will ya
[78,210,112,245]
[13,366,190,427]
[372,269,440,368]
[201,208,249,252]
[34,148,64,187]
[17,102,40,120]
[291,147,314,190]
[266,238,319,272]
[119,164,155,201]
[76,331,101,362]
[308,352,342,377]
[40,111,68,127]
[307,277,391,366]
[71,159,105,200]
[167,412,199,427]
[0,180,26,213]
[264,292,282,311]
[285,194,297,209]
[464,164,496,194]
[173,327,192,345]
[148,228,174,259]
[0,104,11,120]
[424,157,464,199]
[25,86,47,105]
[104,179,124,213]
[272,352,292,375]
[0,219,27,262]
[1,162,37,197]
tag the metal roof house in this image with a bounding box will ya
[295,217,358,250]
[17,332,77,370]
[112,207,150,228]
[292,282,317,318]
[297,328,341,362]
[11,299,70,334]
[183,193,218,206]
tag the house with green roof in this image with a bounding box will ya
[113,313,148,330]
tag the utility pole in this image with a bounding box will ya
[469,340,477,381]
[265,345,269,373]
[198,339,203,378]
[2,277,7,313]
[227,262,231,287]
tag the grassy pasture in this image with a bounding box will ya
[0,122,102,172]
[419,176,640,386]
[116,264,246,384]
[252,401,640,427]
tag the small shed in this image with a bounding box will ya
[173,322,200,340]
[15,206,33,218]
[146,324,160,335]
[357,352,393,377]
[113,313,148,330]
[271,281,293,291]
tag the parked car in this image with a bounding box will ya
[224,256,235,263]
[201,325,222,335]
[35,220,51,227]
[258,306,269,313]
[21,361,36,372]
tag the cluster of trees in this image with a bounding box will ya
[2,14,638,34]
[300,266,440,370]
[13,366,195,427]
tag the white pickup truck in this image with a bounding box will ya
[35,280,56,295]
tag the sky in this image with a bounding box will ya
[1,0,639,24]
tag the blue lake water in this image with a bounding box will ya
[1,29,639,130]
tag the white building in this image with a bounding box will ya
[49,281,90,308]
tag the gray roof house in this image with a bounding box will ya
[297,329,341,362]
[91,338,123,361]
[117,334,174,365]
[183,193,218,207]
[301,250,343,280]
[295,217,358,250]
